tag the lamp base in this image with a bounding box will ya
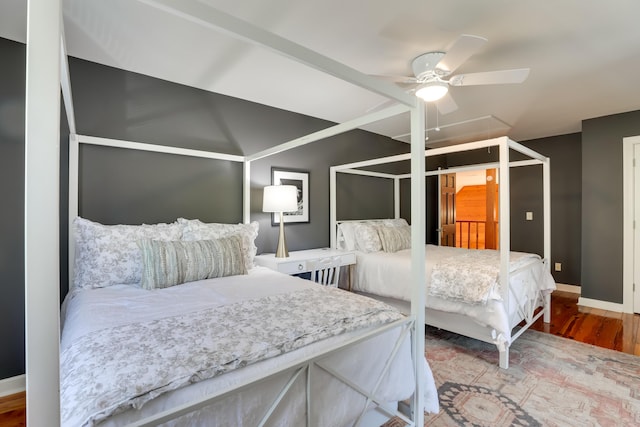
[275,215,289,258]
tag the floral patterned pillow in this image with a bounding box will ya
[353,223,382,253]
[177,218,259,268]
[73,217,183,290]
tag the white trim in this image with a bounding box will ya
[0,375,26,397]
[623,136,640,313]
[555,283,581,294]
[76,134,245,162]
[25,0,62,423]
[578,297,624,313]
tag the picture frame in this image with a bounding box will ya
[271,168,309,224]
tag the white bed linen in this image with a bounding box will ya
[61,267,438,426]
[351,245,556,345]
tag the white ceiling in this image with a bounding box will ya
[3,0,640,146]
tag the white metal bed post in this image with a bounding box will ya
[68,134,79,289]
[409,103,426,426]
[543,157,551,322]
[498,137,511,369]
[24,0,62,424]
[330,166,337,249]
[394,177,401,218]
[243,160,251,224]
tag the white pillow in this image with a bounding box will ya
[353,223,382,253]
[73,217,183,290]
[177,218,259,268]
[337,222,357,250]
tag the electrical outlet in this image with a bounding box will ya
[526,211,533,221]
[554,262,562,272]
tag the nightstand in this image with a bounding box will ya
[254,248,356,289]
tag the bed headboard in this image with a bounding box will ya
[67,134,246,292]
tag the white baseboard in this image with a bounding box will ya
[555,283,581,294]
[578,297,625,313]
[0,374,25,397]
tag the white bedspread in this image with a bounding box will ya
[430,249,540,305]
[61,267,439,426]
[352,245,556,344]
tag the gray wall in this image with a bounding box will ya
[512,134,582,285]
[0,38,26,380]
[582,110,640,303]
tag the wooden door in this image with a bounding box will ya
[485,169,498,249]
[440,173,456,246]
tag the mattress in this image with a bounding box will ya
[351,244,557,343]
[60,266,438,426]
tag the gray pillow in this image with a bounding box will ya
[137,235,247,290]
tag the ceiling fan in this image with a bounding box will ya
[377,34,530,114]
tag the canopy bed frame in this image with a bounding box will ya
[329,136,552,369]
[24,0,431,425]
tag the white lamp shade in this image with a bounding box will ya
[263,185,298,213]
[415,81,448,102]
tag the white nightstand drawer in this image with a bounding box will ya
[276,260,308,275]
[254,248,355,276]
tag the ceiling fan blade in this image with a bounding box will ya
[435,34,487,75]
[449,68,530,86]
[435,92,458,115]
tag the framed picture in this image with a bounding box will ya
[271,168,309,224]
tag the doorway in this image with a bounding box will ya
[439,169,499,249]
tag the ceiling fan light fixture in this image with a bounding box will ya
[415,81,448,102]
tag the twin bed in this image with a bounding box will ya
[330,138,555,369]
[335,219,556,369]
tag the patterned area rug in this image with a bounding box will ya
[385,326,640,427]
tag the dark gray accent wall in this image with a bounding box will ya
[581,110,640,303]
[68,58,410,258]
[517,134,582,285]
[0,38,26,380]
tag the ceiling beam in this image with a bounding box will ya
[138,0,416,108]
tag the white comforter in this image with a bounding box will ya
[352,245,557,344]
[61,267,439,426]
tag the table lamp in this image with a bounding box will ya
[263,185,298,257]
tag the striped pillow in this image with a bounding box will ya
[137,235,247,290]
[377,225,411,253]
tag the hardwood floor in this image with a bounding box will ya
[529,290,640,355]
[2,290,639,426]
[0,391,24,427]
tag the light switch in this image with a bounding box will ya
[526,211,533,221]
